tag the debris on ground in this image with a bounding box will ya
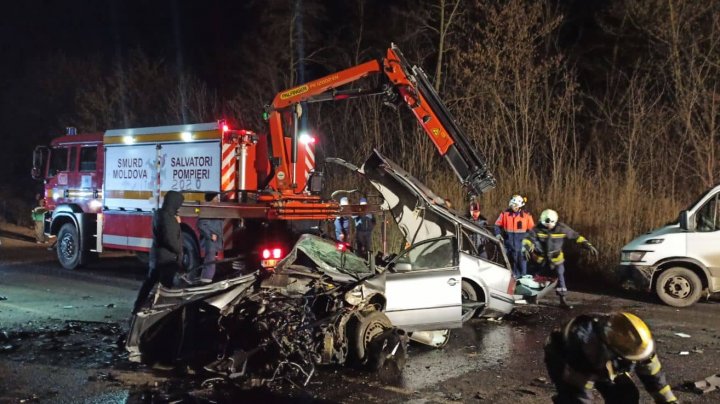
[0,296,8,301]
[674,332,691,338]
[682,373,720,394]
[679,351,690,355]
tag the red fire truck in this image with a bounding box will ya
[32,44,496,272]
[32,122,318,270]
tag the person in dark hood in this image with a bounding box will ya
[132,190,184,314]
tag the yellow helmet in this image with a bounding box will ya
[601,312,654,361]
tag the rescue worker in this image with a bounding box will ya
[354,197,375,256]
[494,194,534,277]
[467,201,488,259]
[334,197,351,243]
[182,193,223,284]
[132,190,184,314]
[31,195,48,244]
[545,312,678,403]
[523,209,598,309]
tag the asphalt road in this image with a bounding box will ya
[1,227,719,403]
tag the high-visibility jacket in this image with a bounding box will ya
[494,209,534,235]
[545,314,677,403]
[523,222,591,266]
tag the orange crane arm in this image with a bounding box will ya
[266,44,495,197]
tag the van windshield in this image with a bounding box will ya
[686,187,718,211]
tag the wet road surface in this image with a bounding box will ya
[1,230,720,403]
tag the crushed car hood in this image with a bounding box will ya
[360,149,494,245]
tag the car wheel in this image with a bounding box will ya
[57,223,83,270]
[655,267,703,308]
[350,311,392,368]
[181,231,200,273]
[461,280,478,321]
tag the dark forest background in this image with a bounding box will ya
[1,0,718,274]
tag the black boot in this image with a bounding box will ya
[559,295,573,309]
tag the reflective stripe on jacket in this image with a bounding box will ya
[523,222,588,266]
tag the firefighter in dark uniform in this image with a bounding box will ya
[523,209,597,308]
[467,201,489,259]
[132,190,184,314]
[545,312,678,403]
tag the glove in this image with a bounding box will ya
[586,243,599,259]
[521,246,531,261]
[495,234,504,242]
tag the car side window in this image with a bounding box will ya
[395,237,456,270]
[48,147,68,177]
[79,146,97,171]
[695,194,719,232]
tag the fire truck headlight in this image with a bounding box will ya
[52,192,60,200]
[181,131,193,142]
[89,199,103,210]
[122,136,135,144]
[299,132,315,145]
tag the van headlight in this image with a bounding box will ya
[621,251,647,262]
[644,239,664,245]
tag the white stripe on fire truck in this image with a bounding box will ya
[223,220,234,250]
[305,143,315,161]
[103,235,153,248]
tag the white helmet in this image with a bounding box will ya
[339,197,349,206]
[509,194,525,209]
[540,209,559,227]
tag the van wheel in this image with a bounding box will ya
[57,223,83,270]
[461,280,479,320]
[655,267,702,307]
[181,231,200,273]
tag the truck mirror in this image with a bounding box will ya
[679,210,695,231]
[32,146,48,180]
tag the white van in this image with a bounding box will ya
[620,185,720,307]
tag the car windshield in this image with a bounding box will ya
[296,236,372,275]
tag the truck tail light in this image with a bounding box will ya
[261,247,284,269]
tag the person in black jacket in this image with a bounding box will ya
[545,312,678,403]
[132,190,184,314]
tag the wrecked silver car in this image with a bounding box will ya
[126,150,516,385]
[355,150,517,319]
[127,248,410,386]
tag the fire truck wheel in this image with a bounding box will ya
[181,231,200,273]
[57,223,83,270]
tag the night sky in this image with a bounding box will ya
[0,0,410,192]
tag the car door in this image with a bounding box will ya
[384,236,462,331]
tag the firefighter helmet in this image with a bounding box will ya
[509,194,525,208]
[540,209,559,228]
[601,312,655,361]
[339,197,349,206]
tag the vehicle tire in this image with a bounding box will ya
[350,311,392,368]
[461,280,479,321]
[57,223,83,270]
[181,231,200,274]
[655,267,703,308]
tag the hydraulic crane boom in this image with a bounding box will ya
[266,43,496,197]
